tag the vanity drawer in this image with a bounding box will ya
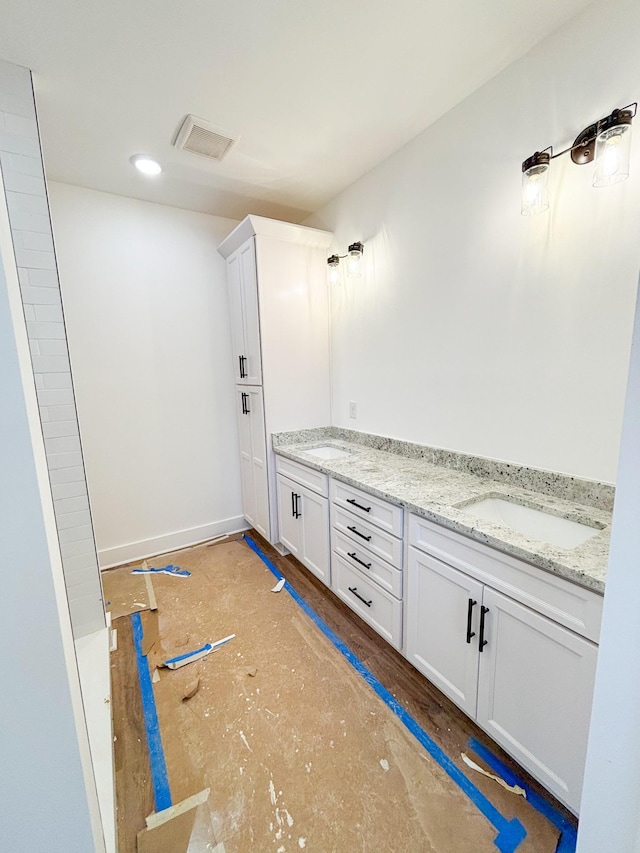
[331,479,403,536]
[332,505,403,568]
[409,514,603,642]
[276,455,329,497]
[332,529,402,599]
[333,553,402,649]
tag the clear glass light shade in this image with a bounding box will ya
[346,247,363,277]
[593,123,632,187]
[327,258,341,285]
[521,163,550,216]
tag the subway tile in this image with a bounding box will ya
[31,355,69,374]
[38,406,50,422]
[14,247,56,269]
[58,524,94,544]
[8,151,44,176]
[46,449,83,470]
[38,339,67,355]
[46,434,81,454]
[25,268,59,288]
[0,62,33,96]
[18,267,30,288]
[63,554,98,575]
[55,509,91,530]
[17,230,54,252]
[37,388,74,407]
[34,303,63,323]
[48,465,85,485]
[51,480,86,500]
[23,303,35,321]
[2,170,45,196]
[34,373,44,390]
[42,420,78,439]
[27,321,65,339]
[28,338,40,356]
[4,112,38,138]
[8,208,50,234]
[20,286,61,306]
[42,372,72,389]
[45,404,76,422]
[0,91,34,117]
[60,537,96,559]
[0,131,40,157]
[54,494,89,514]
[66,578,102,599]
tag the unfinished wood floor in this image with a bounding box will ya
[110,532,576,852]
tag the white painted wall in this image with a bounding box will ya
[47,183,243,567]
[306,0,640,484]
[0,165,102,852]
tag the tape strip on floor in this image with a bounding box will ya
[243,534,528,853]
[132,610,172,812]
[467,738,577,853]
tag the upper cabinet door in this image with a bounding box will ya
[227,238,262,385]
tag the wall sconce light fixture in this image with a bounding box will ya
[327,242,364,283]
[521,103,636,215]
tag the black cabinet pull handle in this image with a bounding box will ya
[295,494,301,518]
[348,586,372,607]
[347,525,371,542]
[241,392,249,414]
[348,551,372,570]
[466,598,477,644]
[347,497,371,513]
[291,491,296,517]
[239,355,247,378]
[479,605,489,652]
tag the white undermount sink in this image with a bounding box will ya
[303,445,352,460]
[457,496,602,550]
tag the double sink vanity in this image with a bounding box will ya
[272,427,612,815]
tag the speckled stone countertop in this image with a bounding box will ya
[273,428,613,594]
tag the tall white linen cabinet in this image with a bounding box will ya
[218,215,333,547]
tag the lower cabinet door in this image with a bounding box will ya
[406,547,483,718]
[299,488,330,586]
[476,587,598,814]
[276,474,301,558]
[333,554,402,649]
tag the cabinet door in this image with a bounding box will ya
[227,251,246,383]
[246,387,269,539]
[276,474,301,558]
[299,487,330,586]
[236,388,256,527]
[406,547,483,718]
[238,240,262,385]
[477,587,598,813]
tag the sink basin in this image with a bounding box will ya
[303,445,352,460]
[457,496,601,550]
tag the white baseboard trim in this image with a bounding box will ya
[98,516,250,570]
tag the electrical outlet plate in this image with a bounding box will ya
[349,401,357,419]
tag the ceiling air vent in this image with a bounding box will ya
[174,115,238,161]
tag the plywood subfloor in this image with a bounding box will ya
[110,534,572,852]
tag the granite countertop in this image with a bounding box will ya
[273,431,612,594]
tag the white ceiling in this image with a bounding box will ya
[0,0,593,222]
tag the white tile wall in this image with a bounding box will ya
[0,59,104,638]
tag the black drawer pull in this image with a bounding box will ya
[291,491,296,518]
[239,355,247,378]
[466,598,477,644]
[348,586,372,607]
[347,525,371,542]
[347,497,371,513]
[479,605,489,652]
[348,551,372,570]
[294,493,301,519]
[241,392,249,415]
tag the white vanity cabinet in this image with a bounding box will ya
[218,216,333,545]
[406,514,602,814]
[330,480,404,649]
[276,457,330,585]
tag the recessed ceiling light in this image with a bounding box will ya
[130,155,162,176]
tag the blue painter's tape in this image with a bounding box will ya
[467,737,577,853]
[132,564,191,577]
[164,643,213,666]
[131,611,172,812]
[242,535,527,853]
